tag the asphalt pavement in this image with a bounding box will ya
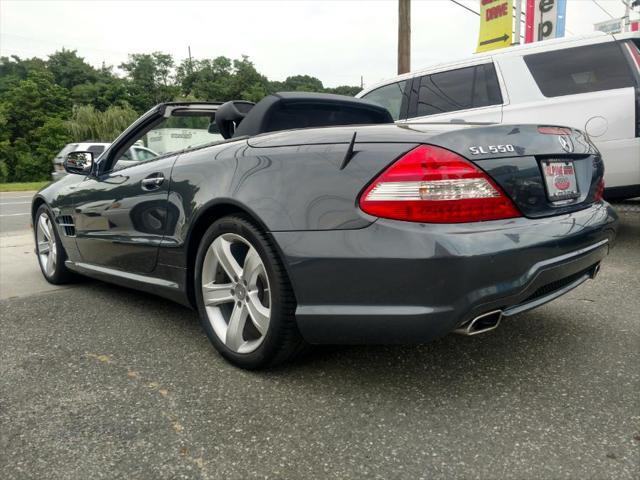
[0,195,638,479]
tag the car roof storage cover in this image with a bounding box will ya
[231,92,393,138]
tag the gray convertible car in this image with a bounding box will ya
[32,93,618,368]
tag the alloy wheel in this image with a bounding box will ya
[36,212,57,277]
[201,233,271,354]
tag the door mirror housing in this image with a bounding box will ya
[64,151,93,175]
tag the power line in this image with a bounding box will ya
[449,0,526,24]
[449,0,479,16]
[591,0,615,19]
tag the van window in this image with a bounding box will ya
[412,64,502,118]
[87,145,106,157]
[54,144,77,161]
[524,42,634,97]
[361,80,408,120]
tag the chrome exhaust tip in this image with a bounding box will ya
[590,263,601,279]
[454,310,503,336]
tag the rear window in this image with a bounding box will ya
[361,81,408,120]
[412,63,502,118]
[265,103,392,132]
[524,42,634,97]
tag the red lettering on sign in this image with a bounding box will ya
[486,2,508,21]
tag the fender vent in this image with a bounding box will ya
[56,215,76,237]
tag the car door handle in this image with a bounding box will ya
[141,174,164,190]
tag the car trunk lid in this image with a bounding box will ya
[248,122,604,220]
[410,124,605,219]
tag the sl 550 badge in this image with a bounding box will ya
[469,144,515,155]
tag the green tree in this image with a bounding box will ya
[12,118,72,181]
[120,52,180,112]
[177,56,233,101]
[1,70,71,142]
[226,56,269,102]
[47,49,97,90]
[71,79,129,111]
[0,49,363,183]
[66,104,139,142]
[281,75,324,92]
[0,55,48,96]
[326,85,362,96]
[0,104,11,182]
[0,70,71,180]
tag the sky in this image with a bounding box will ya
[0,0,633,89]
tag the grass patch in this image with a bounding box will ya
[0,181,50,192]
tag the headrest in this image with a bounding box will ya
[232,92,393,138]
[215,100,255,139]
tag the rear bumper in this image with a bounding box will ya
[272,202,618,344]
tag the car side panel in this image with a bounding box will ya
[67,155,179,274]
[158,140,418,269]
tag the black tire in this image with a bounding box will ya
[194,215,305,369]
[34,204,75,284]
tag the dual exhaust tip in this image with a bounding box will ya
[455,262,602,336]
[454,310,503,336]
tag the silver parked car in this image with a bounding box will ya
[52,142,158,180]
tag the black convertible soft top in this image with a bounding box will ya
[215,92,393,139]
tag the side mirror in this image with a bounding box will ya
[64,151,93,175]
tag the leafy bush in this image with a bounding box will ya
[67,104,138,142]
[0,50,360,182]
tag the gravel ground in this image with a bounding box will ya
[0,214,638,480]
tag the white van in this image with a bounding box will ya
[358,32,640,200]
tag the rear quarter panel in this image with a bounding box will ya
[161,138,418,268]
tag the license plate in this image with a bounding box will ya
[542,161,579,202]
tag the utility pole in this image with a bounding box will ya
[398,0,411,75]
[514,0,522,44]
[622,0,631,32]
[188,46,193,74]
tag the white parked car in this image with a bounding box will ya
[358,31,640,200]
[52,142,159,180]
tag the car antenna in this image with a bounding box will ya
[339,132,357,170]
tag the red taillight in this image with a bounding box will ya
[594,178,605,202]
[624,41,640,73]
[359,145,521,223]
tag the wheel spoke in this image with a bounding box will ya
[38,214,50,241]
[202,282,234,306]
[202,231,273,354]
[46,246,55,273]
[242,248,264,286]
[38,241,50,254]
[246,292,270,335]
[225,302,248,351]
[212,237,242,281]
